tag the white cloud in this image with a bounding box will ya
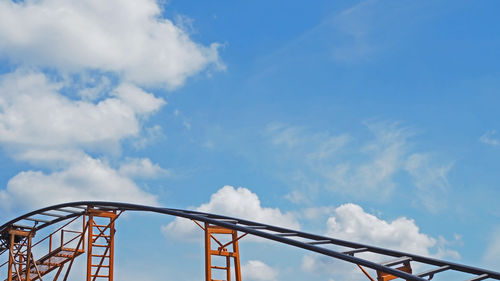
[76,75,112,101]
[266,122,411,198]
[241,260,279,281]
[266,121,452,211]
[325,122,409,196]
[480,130,500,146]
[119,158,170,179]
[325,204,436,255]
[112,83,166,115]
[405,153,452,212]
[133,125,164,149]
[301,203,459,281]
[307,134,351,161]
[266,123,307,149]
[0,155,158,210]
[162,185,300,240]
[0,0,223,88]
[0,71,165,155]
[284,190,310,204]
[0,71,164,211]
[0,0,220,215]
[13,149,88,168]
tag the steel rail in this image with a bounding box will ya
[1,201,499,281]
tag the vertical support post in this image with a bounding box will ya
[26,234,32,281]
[86,208,118,281]
[226,255,231,281]
[109,220,115,281]
[86,214,94,281]
[203,224,243,281]
[7,229,33,281]
[7,233,14,281]
[83,215,86,252]
[205,223,212,281]
[232,230,242,281]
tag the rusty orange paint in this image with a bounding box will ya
[86,208,119,281]
[376,262,412,281]
[202,222,243,281]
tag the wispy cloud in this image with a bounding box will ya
[330,0,381,63]
[405,153,452,212]
[480,130,500,146]
[483,227,500,269]
[265,121,452,211]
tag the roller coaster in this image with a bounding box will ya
[0,201,498,281]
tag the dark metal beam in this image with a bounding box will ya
[1,201,499,281]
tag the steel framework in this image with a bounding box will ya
[0,201,498,281]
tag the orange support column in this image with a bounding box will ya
[203,223,244,281]
[86,208,119,281]
[231,230,242,281]
[7,228,34,281]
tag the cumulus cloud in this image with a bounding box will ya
[0,155,158,209]
[162,186,299,240]
[0,71,165,155]
[0,0,218,213]
[324,204,436,255]
[301,203,458,281]
[241,260,279,281]
[0,0,223,88]
[112,83,166,115]
[0,70,164,210]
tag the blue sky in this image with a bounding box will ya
[0,0,499,280]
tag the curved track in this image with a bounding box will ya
[1,201,499,281]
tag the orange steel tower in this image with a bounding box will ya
[195,221,246,281]
[6,228,35,281]
[86,208,120,281]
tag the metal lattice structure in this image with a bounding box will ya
[1,201,499,281]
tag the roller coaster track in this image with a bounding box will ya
[1,201,499,281]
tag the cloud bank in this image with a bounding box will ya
[0,0,223,88]
[0,71,164,152]
[0,71,165,208]
[0,0,224,210]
